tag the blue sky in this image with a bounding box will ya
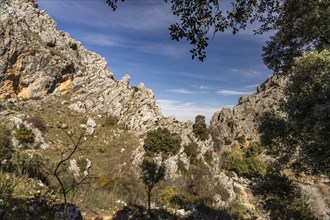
[38,0,272,122]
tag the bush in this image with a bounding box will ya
[0,125,13,163]
[177,159,188,175]
[26,115,47,132]
[224,146,266,179]
[0,171,19,218]
[203,150,213,165]
[231,202,248,219]
[161,187,177,208]
[245,142,263,157]
[193,115,208,141]
[10,151,48,183]
[184,141,198,162]
[15,124,34,144]
[102,115,119,127]
[144,128,181,157]
[254,169,315,219]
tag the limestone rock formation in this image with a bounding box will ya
[210,74,289,149]
[0,0,162,133]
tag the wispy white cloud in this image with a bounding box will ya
[217,90,254,95]
[39,0,176,31]
[166,88,197,94]
[245,83,259,89]
[199,85,211,90]
[229,68,263,77]
[157,99,221,122]
[77,32,187,58]
[179,72,230,83]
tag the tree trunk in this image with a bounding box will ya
[147,187,151,213]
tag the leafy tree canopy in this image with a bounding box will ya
[106,0,329,72]
[193,115,208,141]
[144,128,181,157]
[286,49,330,174]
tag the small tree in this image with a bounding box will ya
[38,128,92,217]
[144,128,181,157]
[193,115,208,141]
[140,157,166,212]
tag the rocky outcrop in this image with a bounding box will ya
[210,74,289,149]
[0,0,162,133]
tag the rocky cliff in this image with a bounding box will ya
[0,0,222,174]
[0,0,163,132]
[210,74,289,149]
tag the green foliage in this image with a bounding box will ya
[27,115,47,132]
[183,141,198,162]
[254,165,315,219]
[262,0,330,72]
[107,0,328,67]
[177,159,188,175]
[259,112,289,147]
[224,144,266,179]
[76,158,88,171]
[231,202,248,219]
[286,49,330,175]
[245,142,263,158]
[203,150,213,166]
[161,187,177,208]
[10,151,48,183]
[0,125,13,164]
[143,128,181,157]
[193,115,208,141]
[15,124,34,144]
[0,171,17,218]
[102,115,119,127]
[140,157,166,190]
[140,157,166,211]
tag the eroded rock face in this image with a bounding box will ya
[0,0,163,133]
[210,74,289,149]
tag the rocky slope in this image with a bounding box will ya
[0,0,239,214]
[210,73,289,149]
[0,0,163,133]
[0,0,223,177]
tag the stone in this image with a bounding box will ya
[210,74,289,149]
[86,117,96,128]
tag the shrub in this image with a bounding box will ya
[177,159,188,175]
[245,141,263,157]
[224,147,266,179]
[102,115,119,127]
[184,141,198,162]
[203,150,213,165]
[10,151,48,183]
[254,169,315,219]
[26,115,47,132]
[193,115,208,141]
[161,187,177,207]
[15,124,34,144]
[231,202,248,219]
[0,125,13,163]
[0,171,19,218]
[144,128,181,157]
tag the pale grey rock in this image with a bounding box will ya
[69,159,80,179]
[210,74,289,149]
[299,183,330,220]
[176,209,186,216]
[86,117,96,128]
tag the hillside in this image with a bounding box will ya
[0,0,329,220]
